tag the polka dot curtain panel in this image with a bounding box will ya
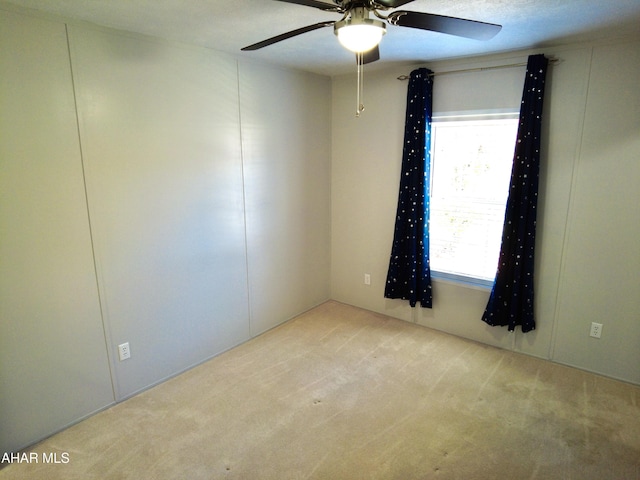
[482,54,549,332]
[385,68,434,308]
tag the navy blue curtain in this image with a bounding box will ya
[482,54,549,332]
[384,68,433,308]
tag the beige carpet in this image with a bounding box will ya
[2,301,639,479]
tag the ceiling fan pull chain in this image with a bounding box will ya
[356,51,365,117]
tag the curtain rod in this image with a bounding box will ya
[397,57,560,80]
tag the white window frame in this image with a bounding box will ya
[429,110,519,289]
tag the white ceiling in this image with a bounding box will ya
[4,0,640,76]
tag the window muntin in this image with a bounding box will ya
[429,113,518,284]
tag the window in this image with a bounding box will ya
[429,113,518,286]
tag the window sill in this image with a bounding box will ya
[431,270,494,291]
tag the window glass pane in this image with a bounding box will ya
[430,116,518,281]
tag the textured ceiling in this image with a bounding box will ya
[4,0,640,75]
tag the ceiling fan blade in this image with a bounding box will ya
[374,0,415,8]
[387,11,501,40]
[362,45,380,64]
[274,0,339,11]
[241,21,335,51]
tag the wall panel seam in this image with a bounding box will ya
[64,22,117,401]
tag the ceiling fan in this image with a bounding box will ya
[241,0,502,64]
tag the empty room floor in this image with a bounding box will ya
[2,301,639,479]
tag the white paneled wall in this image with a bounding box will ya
[551,40,640,381]
[68,26,251,399]
[0,7,331,453]
[0,10,114,451]
[239,61,331,336]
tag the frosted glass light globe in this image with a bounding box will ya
[335,19,386,53]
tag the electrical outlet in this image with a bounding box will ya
[364,273,371,285]
[118,342,131,361]
[589,322,603,339]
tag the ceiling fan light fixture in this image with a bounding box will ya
[334,18,386,53]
